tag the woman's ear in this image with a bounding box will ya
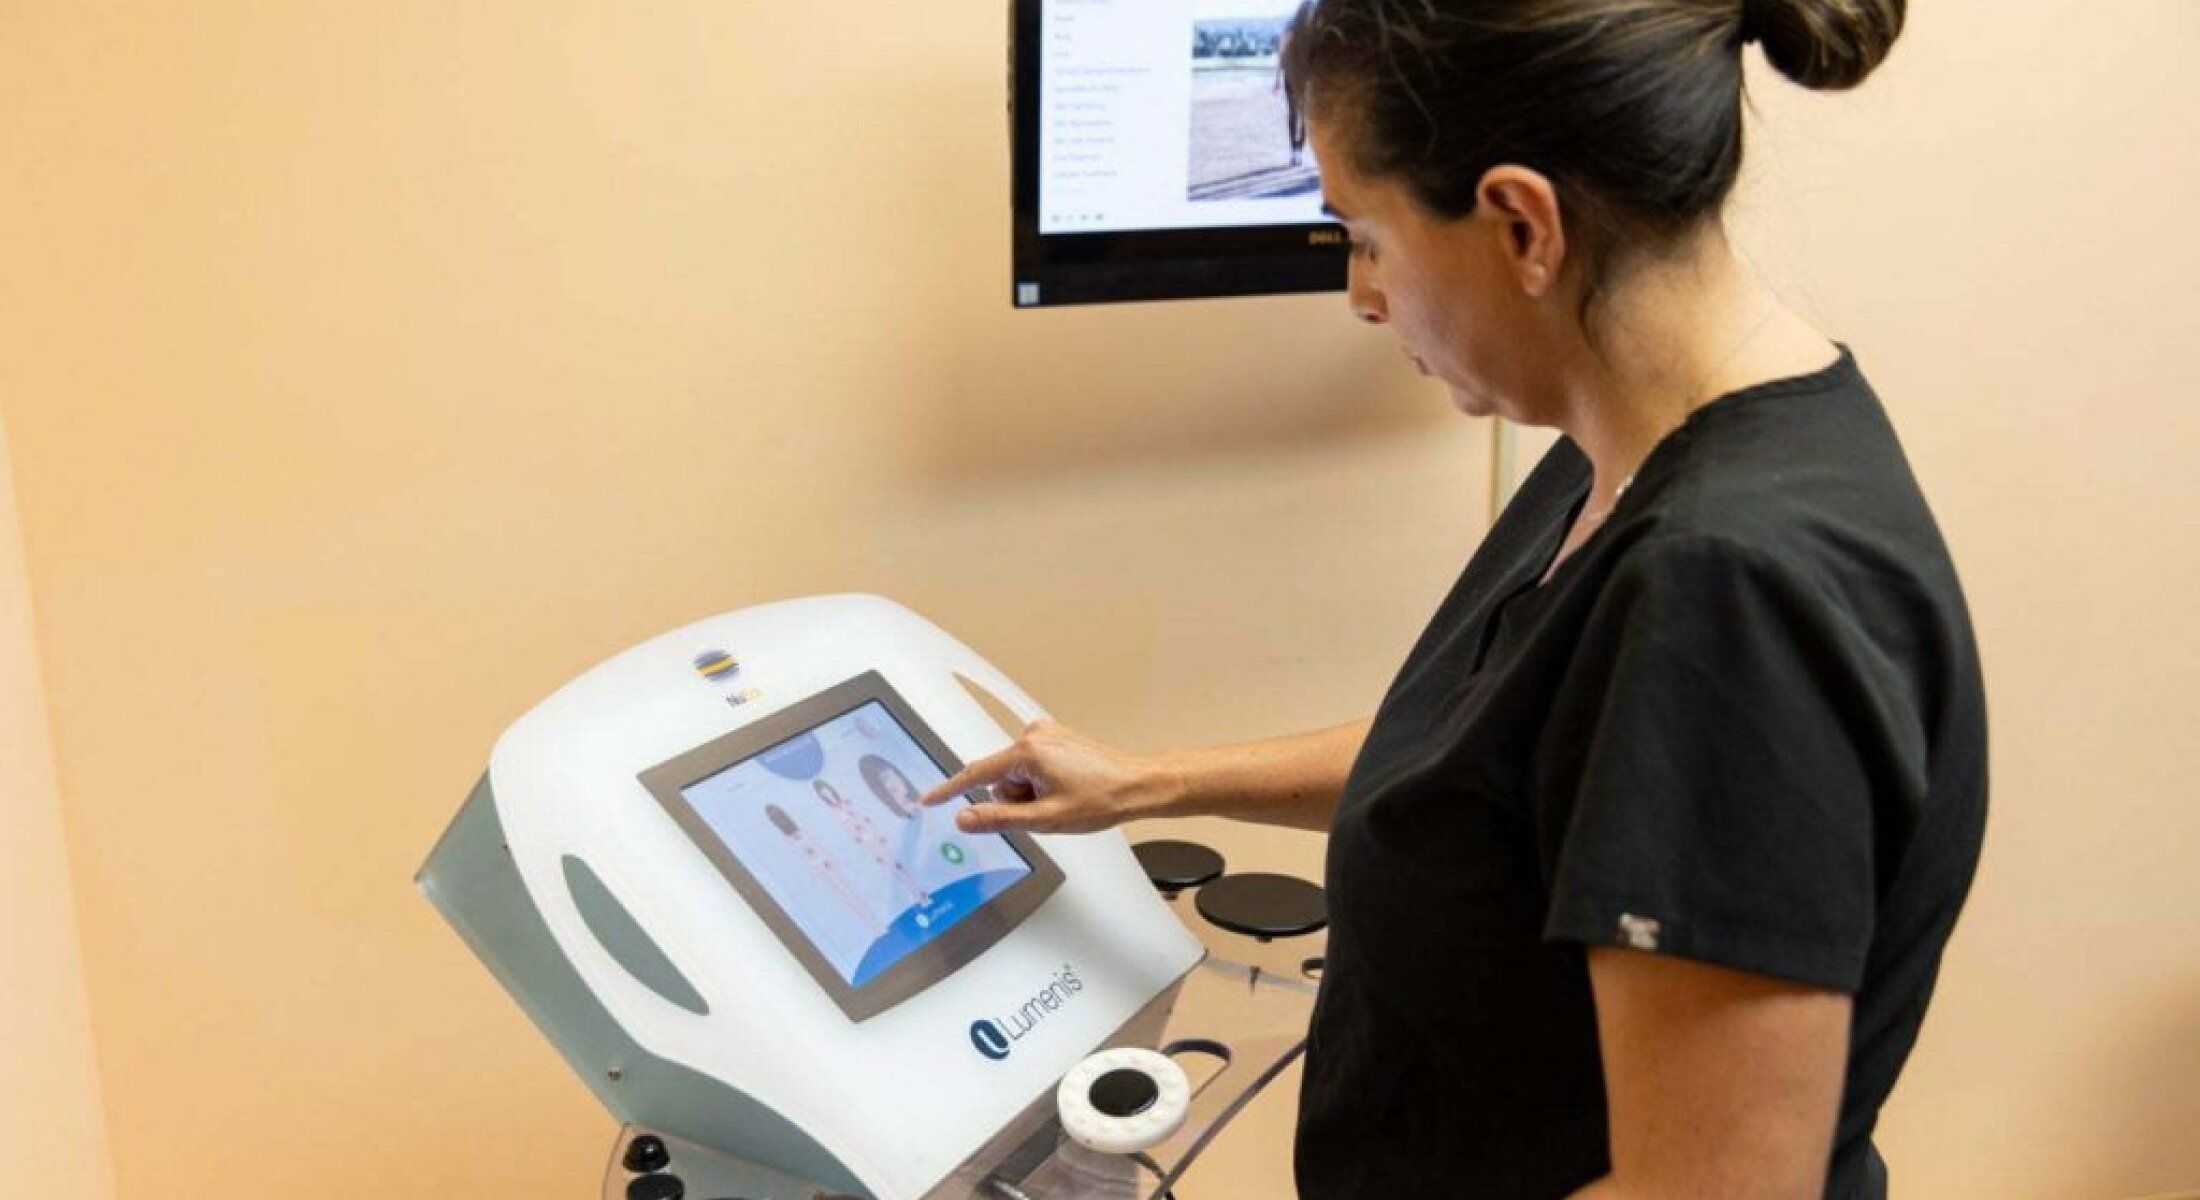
[1478,165,1567,297]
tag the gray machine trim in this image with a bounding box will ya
[418,774,871,1198]
[562,854,710,1016]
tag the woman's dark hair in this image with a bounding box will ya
[1283,0,1904,318]
[858,754,917,819]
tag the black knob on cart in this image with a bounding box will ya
[626,1172,684,1200]
[622,1134,671,1174]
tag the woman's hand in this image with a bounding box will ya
[917,719,1181,835]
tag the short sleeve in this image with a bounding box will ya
[1536,534,1907,992]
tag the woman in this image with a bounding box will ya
[924,1,1984,1197]
[858,753,923,821]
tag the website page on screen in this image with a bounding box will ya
[1040,0,1328,235]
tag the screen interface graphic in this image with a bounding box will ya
[679,702,1033,988]
[1039,0,1328,235]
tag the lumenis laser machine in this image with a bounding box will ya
[420,596,1327,1200]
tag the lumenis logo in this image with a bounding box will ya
[969,964,1084,1062]
[970,1020,1012,1061]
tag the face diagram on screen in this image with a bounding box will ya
[677,701,1035,990]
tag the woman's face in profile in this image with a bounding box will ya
[1311,116,1559,424]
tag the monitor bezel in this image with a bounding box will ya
[638,670,1066,1023]
[1009,0,1349,307]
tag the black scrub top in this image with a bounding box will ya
[1294,349,1987,1200]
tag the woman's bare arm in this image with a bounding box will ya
[918,717,1370,834]
[1566,948,1852,1200]
[1146,718,1370,831]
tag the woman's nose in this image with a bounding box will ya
[1347,264,1387,325]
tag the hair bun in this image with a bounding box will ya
[1738,0,1769,46]
[1745,0,1906,91]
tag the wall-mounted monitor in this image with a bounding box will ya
[1011,0,1349,308]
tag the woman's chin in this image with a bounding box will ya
[1446,383,1498,418]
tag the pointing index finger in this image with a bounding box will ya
[921,744,1026,808]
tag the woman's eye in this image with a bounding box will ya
[1349,239,1374,260]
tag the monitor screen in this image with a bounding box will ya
[639,672,1065,1021]
[1043,1,1323,235]
[1013,0,1347,306]
[678,700,1033,988]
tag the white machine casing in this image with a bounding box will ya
[489,595,1205,1200]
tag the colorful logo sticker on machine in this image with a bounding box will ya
[694,649,761,708]
[693,649,741,681]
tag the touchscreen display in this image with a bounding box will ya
[677,701,1034,989]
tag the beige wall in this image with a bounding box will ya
[1729,7,2200,1196]
[0,3,1460,1198]
[1,2,2193,1199]
[0,413,117,1197]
